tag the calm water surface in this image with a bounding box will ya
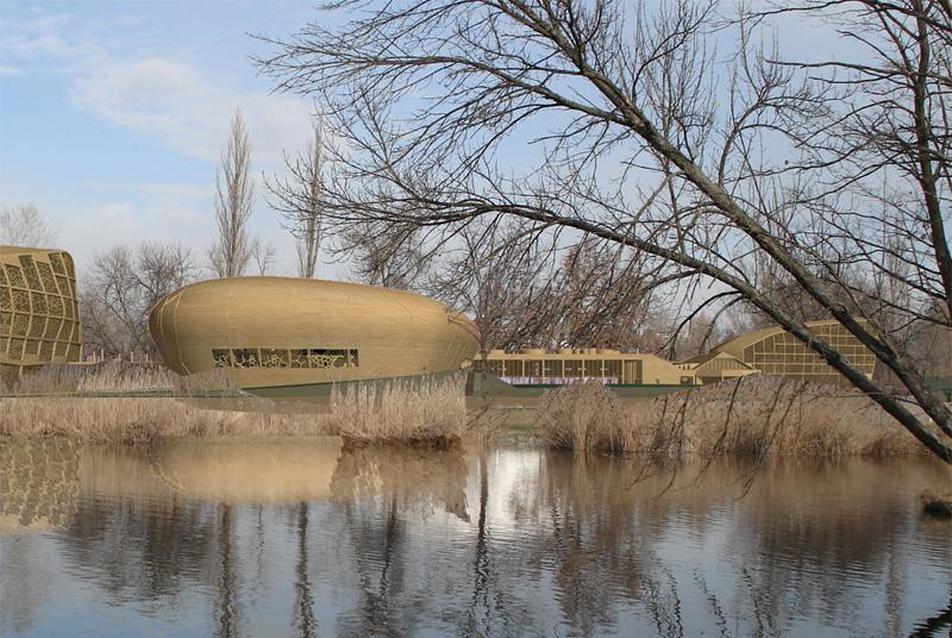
[0,438,949,637]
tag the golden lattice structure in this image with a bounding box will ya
[0,246,81,375]
[712,319,876,385]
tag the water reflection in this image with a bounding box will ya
[0,439,949,637]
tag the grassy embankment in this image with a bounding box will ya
[0,363,476,446]
[537,376,938,459]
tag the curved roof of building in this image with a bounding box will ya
[679,351,755,369]
[0,245,59,254]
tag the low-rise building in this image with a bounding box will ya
[675,351,759,385]
[711,319,875,385]
[472,348,698,387]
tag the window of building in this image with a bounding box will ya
[213,347,360,369]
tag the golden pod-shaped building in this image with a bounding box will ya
[149,277,479,396]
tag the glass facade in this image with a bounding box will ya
[475,355,647,385]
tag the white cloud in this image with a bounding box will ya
[1,6,317,277]
[0,12,106,71]
[84,180,213,200]
[72,56,315,167]
[3,10,315,169]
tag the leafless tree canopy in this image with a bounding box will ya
[0,204,56,247]
[249,237,278,275]
[209,111,254,278]
[425,221,666,352]
[258,0,952,461]
[81,242,197,358]
[266,120,325,278]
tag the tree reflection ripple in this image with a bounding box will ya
[0,439,949,637]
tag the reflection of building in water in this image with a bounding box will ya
[149,277,479,398]
[3,445,947,637]
[0,247,82,384]
[0,440,79,532]
[145,439,342,503]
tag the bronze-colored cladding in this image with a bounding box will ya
[713,319,876,384]
[0,246,81,370]
[149,277,480,389]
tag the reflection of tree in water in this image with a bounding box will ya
[330,444,472,636]
[60,495,218,602]
[293,502,316,638]
[460,452,513,637]
[726,461,952,635]
[330,443,470,521]
[503,453,952,637]
[215,503,240,638]
[908,595,951,638]
[6,442,947,637]
[527,452,662,635]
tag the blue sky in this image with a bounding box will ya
[0,0,330,274]
[1,1,856,284]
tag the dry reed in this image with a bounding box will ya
[0,397,337,444]
[330,374,472,447]
[0,367,477,445]
[537,377,933,459]
[2,361,233,396]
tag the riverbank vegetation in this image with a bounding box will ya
[0,365,473,446]
[0,362,941,458]
[537,377,936,459]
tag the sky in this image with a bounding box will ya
[0,0,332,276]
[0,1,857,285]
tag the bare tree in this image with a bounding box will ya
[81,242,196,358]
[427,222,567,352]
[209,111,254,278]
[249,237,278,275]
[258,0,952,461]
[337,219,430,290]
[0,204,56,247]
[266,120,325,278]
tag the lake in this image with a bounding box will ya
[1,438,949,637]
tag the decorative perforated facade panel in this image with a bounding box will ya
[0,247,82,369]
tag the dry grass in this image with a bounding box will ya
[330,374,475,447]
[2,361,233,396]
[0,397,336,444]
[537,376,932,459]
[0,369,480,445]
